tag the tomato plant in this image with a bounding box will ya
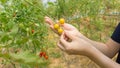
[0,0,120,68]
[0,0,50,68]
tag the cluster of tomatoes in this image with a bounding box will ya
[38,18,65,60]
[54,18,65,35]
[39,52,48,60]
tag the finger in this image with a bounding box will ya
[44,16,54,25]
[57,42,65,51]
[61,32,72,42]
[45,17,60,35]
[60,33,69,48]
[64,34,69,41]
[64,36,68,41]
[64,30,77,40]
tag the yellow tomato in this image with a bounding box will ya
[59,18,65,24]
[54,24,60,29]
[58,28,63,34]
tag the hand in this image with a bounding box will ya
[44,16,84,38]
[45,16,92,55]
[57,30,93,56]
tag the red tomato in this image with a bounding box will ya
[44,55,48,60]
[42,52,46,57]
[39,52,43,57]
[32,30,34,33]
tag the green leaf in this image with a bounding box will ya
[10,25,19,34]
[1,34,11,43]
[0,0,7,3]
[0,53,11,59]
[9,51,49,66]
[47,2,54,6]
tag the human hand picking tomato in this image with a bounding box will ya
[45,17,120,68]
[57,30,93,55]
[44,16,84,39]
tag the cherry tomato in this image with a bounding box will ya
[54,24,60,29]
[39,52,43,57]
[44,55,48,60]
[58,28,63,34]
[42,52,46,57]
[59,18,65,24]
[32,30,34,33]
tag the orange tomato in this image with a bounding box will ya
[44,55,48,60]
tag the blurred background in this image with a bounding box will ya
[0,0,120,68]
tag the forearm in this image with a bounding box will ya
[80,35,107,54]
[84,38,112,57]
[79,34,119,58]
[87,46,120,68]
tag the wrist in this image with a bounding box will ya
[77,45,95,57]
[84,46,96,57]
[84,45,120,68]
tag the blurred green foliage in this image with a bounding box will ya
[0,0,120,68]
